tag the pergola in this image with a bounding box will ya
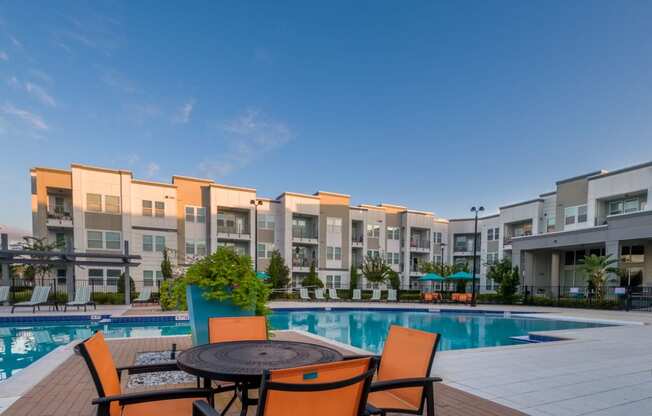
[0,233,141,304]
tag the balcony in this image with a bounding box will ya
[292,228,318,244]
[292,257,317,272]
[352,234,364,248]
[46,212,73,228]
[216,225,251,241]
[410,240,430,253]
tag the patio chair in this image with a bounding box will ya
[208,316,268,343]
[370,289,381,301]
[132,287,153,305]
[314,288,326,300]
[0,286,9,305]
[387,289,397,302]
[328,288,340,300]
[11,286,51,313]
[352,289,362,301]
[76,332,215,416]
[299,288,311,301]
[65,286,96,312]
[192,357,377,416]
[350,325,442,416]
[422,292,433,303]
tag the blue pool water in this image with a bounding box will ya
[0,309,609,381]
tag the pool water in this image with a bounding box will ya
[0,310,609,381]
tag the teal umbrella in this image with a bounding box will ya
[418,273,445,281]
[448,271,473,280]
[256,272,270,280]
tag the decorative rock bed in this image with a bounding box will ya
[127,350,196,387]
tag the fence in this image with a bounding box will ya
[8,278,154,303]
[520,285,652,311]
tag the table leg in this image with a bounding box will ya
[239,384,248,416]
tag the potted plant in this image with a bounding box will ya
[185,247,270,345]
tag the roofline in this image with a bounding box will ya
[132,179,177,189]
[171,175,214,184]
[30,166,71,175]
[314,191,351,198]
[276,191,320,200]
[406,209,434,216]
[358,204,386,212]
[587,160,652,181]
[539,191,556,197]
[70,163,133,176]
[556,170,606,185]
[349,206,367,211]
[211,183,256,193]
[499,198,544,210]
[379,203,407,209]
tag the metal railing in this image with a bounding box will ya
[410,240,431,249]
[292,228,318,239]
[292,258,317,268]
[216,226,250,235]
[520,285,652,311]
[7,278,158,303]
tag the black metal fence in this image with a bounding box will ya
[520,285,652,311]
[8,278,148,303]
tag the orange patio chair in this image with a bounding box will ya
[423,292,434,303]
[192,357,377,416]
[362,325,442,416]
[76,332,214,416]
[208,316,268,343]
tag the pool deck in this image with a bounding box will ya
[2,302,652,415]
[0,331,525,416]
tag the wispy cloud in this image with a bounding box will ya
[1,103,48,131]
[146,162,160,177]
[0,51,7,61]
[26,82,57,107]
[173,99,195,124]
[29,69,53,84]
[199,109,292,178]
[9,35,22,48]
[100,68,138,94]
[6,76,19,88]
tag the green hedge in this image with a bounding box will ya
[524,295,621,310]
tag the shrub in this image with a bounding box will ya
[398,291,421,302]
[160,278,188,311]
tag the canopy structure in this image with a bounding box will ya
[418,273,445,282]
[256,272,270,280]
[448,271,473,280]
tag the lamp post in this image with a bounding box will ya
[250,199,263,272]
[470,206,484,307]
[440,242,446,265]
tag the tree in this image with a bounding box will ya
[578,254,619,302]
[350,266,359,290]
[19,236,65,284]
[301,261,323,288]
[387,270,401,290]
[487,259,520,304]
[161,248,174,280]
[362,254,392,285]
[266,250,290,289]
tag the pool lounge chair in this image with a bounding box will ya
[193,357,377,416]
[314,288,326,300]
[132,287,153,305]
[387,289,397,302]
[370,289,382,301]
[65,286,96,312]
[0,286,9,305]
[328,288,340,300]
[352,288,362,300]
[299,288,311,301]
[77,332,215,416]
[11,286,51,313]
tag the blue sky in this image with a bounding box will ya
[2,1,652,232]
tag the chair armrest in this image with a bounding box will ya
[116,362,179,380]
[370,376,442,392]
[193,400,222,416]
[92,387,214,406]
[342,354,381,361]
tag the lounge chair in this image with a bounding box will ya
[76,332,215,416]
[192,357,377,416]
[132,287,153,305]
[314,288,326,300]
[387,289,398,302]
[11,286,51,313]
[328,288,340,300]
[64,286,96,312]
[299,287,311,301]
[352,288,362,301]
[370,289,381,301]
[0,286,9,305]
[356,325,442,416]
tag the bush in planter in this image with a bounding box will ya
[185,247,270,316]
[160,278,189,311]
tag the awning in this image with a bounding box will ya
[256,272,270,280]
[448,271,474,280]
[418,273,445,282]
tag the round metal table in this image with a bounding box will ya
[177,340,343,415]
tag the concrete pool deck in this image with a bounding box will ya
[1,302,651,415]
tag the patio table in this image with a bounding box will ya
[177,340,343,415]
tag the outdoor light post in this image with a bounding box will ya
[440,242,446,265]
[470,206,484,307]
[250,199,264,272]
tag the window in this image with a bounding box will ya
[142,200,153,216]
[143,270,154,287]
[564,207,576,225]
[54,196,65,214]
[87,193,102,212]
[87,231,103,249]
[143,235,153,252]
[105,195,120,214]
[57,268,66,283]
[622,245,645,264]
[486,252,498,265]
[186,241,195,256]
[105,232,121,250]
[577,205,587,223]
[434,232,442,244]
[326,246,341,260]
[434,255,442,264]
[387,226,400,240]
[367,224,380,238]
[155,236,165,252]
[394,253,400,265]
[367,250,379,258]
[258,213,275,230]
[624,198,640,214]
[258,243,267,258]
[327,217,342,233]
[608,200,623,216]
[89,269,103,286]
[326,275,342,289]
[155,201,165,217]
[196,207,206,223]
[56,232,66,248]
[494,227,499,240]
[185,207,195,222]
[196,241,207,257]
[486,278,494,290]
[106,269,120,286]
[386,252,393,263]
[487,228,494,241]
[546,215,556,232]
[334,247,341,260]
[608,196,645,216]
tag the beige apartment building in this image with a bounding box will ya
[29,161,652,294]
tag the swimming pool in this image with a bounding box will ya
[0,309,609,381]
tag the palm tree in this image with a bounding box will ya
[578,254,619,302]
[362,254,392,286]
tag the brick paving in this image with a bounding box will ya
[3,332,525,416]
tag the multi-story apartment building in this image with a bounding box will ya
[29,161,652,293]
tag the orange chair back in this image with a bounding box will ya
[76,332,122,416]
[423,293,433,302]
[257,358,375,416]
[208,316,268,343]
[377,326,439,410]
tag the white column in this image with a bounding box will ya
[551,251,560,299]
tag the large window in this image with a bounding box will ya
[88,269,104,286]
[185,207,195,222]
[387,226,400,240]
[546,215,556,232]
[106,269,120,286]
[196,207,206,223]
[143,270,154,287]
[155,201,165,218]
[155,236,166,252]
[326,275,342,289]
[87,231,103,249]
[257,213,275,230]
[87,230,119,250]
[142,200,153,216]
[105,232,121,250]
[87,193,102,212]
[326,246,342,260]
[487,228,493,241]
[609,196,646,216]
[433,232,442,244]
[366,224,380,238]
[105,196,120,214]
[186,240,195,256]
[622,245,645,264]
[327,217,342,233]
[143,235,153,252]
[565,205,587,226]
[54,196,65,214]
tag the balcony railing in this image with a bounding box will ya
[47,212,73,220]
[217,225,250,235]
[292,228,318,239]
[352,235,364,244]
[292,258,317,268]
[410,240,430,250]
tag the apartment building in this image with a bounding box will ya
[29,161,652,293]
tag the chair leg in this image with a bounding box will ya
[425,382,435,416]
